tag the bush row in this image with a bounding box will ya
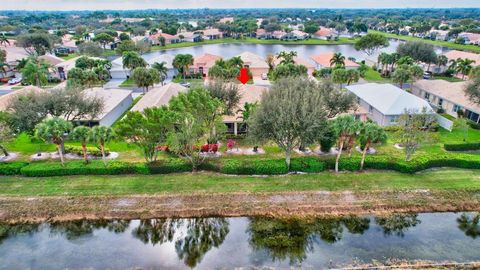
[64,145,110,157]
[0,162,29,175]
[444,143,480,151]
[20,160,141,177]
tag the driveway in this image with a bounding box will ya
[252,76,271,87]
[103,79,124,89]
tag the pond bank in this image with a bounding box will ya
[1,189,480,223]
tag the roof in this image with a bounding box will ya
[131,83,188,112]
[443,50,480,65]
[194,53,222,68]
[311,52,360,68]
[149,32,177,40]
[291,30,308,37]
[223,84,268,122]
[54,56,104,72]
[415,79,480,113]
[200,28,222,36]
[38,54,65,66]
[273,55,315,69]
[314,27,334,37]
[346,83,433,115]
[82,88,133,121]
[237,52,269,69]
[146,54,174,69]
[256,29,266,35]
[219,17,234,23]
[0,86,46,111]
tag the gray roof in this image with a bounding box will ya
[82,88,133,121]
[131,83,188,112]
[346,83,433,115]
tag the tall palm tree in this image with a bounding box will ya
[172,54,194,81]
[21,58,50,87]
[122,51,147,75]
[35,117,73,166]
[437,55,449,72]
[0,35,9,47]
[449,58,458,74]
[90,125,114,166]
[276,51,297,65]
[330,52,346,68]
[152,61,168,85]
[332,115,361,173]
[265,54,275,72]
[456,58,476,80]
[228,56,244,69]
[358,122,387,170]
[377,52,389,75]
[71,126,92,164]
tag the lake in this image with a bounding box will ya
[1,212,479,269]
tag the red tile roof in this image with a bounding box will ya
[311,52,360,68]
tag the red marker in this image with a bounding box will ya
[237,68,251,84]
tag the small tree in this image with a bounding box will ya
[392,67,411,89]
[35,117,73,166]
[122,51,147,75]
[205,80,241,115]
[172,54,194,81]
[21,58,50,87]
[93,33,114,49]
[455,118,470,142]
[332,115,360,173]
[71,126,92,164]
[151,61,169,85]
[330,53,346,68]
[397,109,436,161]
[354,33,389,56]
[409,65,424,89]
[90,125,114,166]
[0,113,13,157]
[132,67,160,93]
[345,69,360,85]
[159,36,166,46]
[358,122,387,170]
[332,68,348,89]
[465,78,480,106]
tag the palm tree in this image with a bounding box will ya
[21,58,50,87]
[90,125,114,166]
[35,117,73,166]
[276,51,297,65]
[122,51,147,75]
[236,102,258,135]
[397,56,414,66]
[456,58,476,80]
[449,58,458,74]
[392,67,411,89]
[332,115,360,173]
[16,58,29,70]
[71,126,92,164]
[265,53,275,72]
[437,55,449,73]
[345,69,360,85]
[152,61,168,85]
[409,65,424,89]
[172,54,194,81]
[377,52,389,75]
[358,122,387,170]
[228,56,244,69]
[0,35,9,47]
[330,52,346,68]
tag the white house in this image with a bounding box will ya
[346,83,434,126]
[130,83,188,112]
[79,88,133,126]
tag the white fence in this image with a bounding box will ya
[436,114,454,131]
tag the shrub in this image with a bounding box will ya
[64,145,109,157]
[221,159,288,175]
[468,121,480,130]
[290,157,325,173]
[444,143,480,151]
[20,160,139,177]
[0,162,29,175]
[146,159,192,174]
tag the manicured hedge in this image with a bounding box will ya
[444,143,480,151]
[0,162,29,175]
[20,160,142,177]
[146,159,192,174]
[220,157,326,175]
[64,145,110,157]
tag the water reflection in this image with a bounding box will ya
[132,218,229,268]
[375,213,421,237]
[457,213,480,239]
[49,219,130,240]
[0,223,40,244]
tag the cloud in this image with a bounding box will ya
[1,0,479,10]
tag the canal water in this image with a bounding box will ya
[1,212,478,269]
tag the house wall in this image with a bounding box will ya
[412,87,457,118]
[249,67,268,77]
[99,94,133,127]
[357,98,397,126]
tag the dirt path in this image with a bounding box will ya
[1,189,480,223]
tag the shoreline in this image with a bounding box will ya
[1,189,479,223]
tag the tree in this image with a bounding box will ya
[265,53,275,72]
[358,122,387,170]
[354,33,389,56]
[397,109,436,161]
[0,35,10,46]
[250,77,336,170]
[90,125,114,166]
[0,113,13,157]
[78,42,103,57]
[276,51,297,65]
[172,54,194,81]
[465,78,480,106]
[227,56,244,69]
[122,51,147,74]
[397,56,414,66]
[392,67,411,89]
[409,65,424,88]
[132,67,160,93]
[119,32,130,41]
[271,63,308,81]
[116,40,137,55]
[331,68,348,89]
[158,36,166,47]
[345,69,360,85]
[116,107,174,162]
[35,117,73,166]
[93,33,114,49]
[205,80,241,115]
[332,115,361,173]
[21,58,50,87]
[437,55,449,72]
[151,61,168,85]
[330,53,346,68]
[303,21,319,34]
[135,40,152,54]
[397,41,437,69]
[71,126,92,164]
[16,33,56,55]
[456,58,475,80]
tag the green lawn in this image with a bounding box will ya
[59,53,79,60]
[119,78,135,87]
[363,67,391,82]
[369,30,480,53]
[434,76,464,83]
[0,169,479,197]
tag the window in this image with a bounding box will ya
[453,104,462,112]
[424,92,430,100]
[390,116,399,124]
[369,105,373,113]
[438,98,443,107]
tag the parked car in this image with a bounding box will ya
[179,81,191,88]
[261,73,268,80]
[423,72,432,80]
[8,77,22,85]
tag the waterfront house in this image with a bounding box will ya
[346,83,434,126]
[311,52,360,70]
[273,55,316,75]
[176,31,202,42]
[412,79,480,123]
[200,28,223,40]
[236,52,269,77]
[192,53,222,76]
[313,27,335,40]
[147,32,180,45]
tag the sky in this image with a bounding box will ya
[1,0,480,11]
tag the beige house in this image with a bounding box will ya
[223,84,268,135]
[237,52,269,77]
[311,52,359,70]
[131,83,188,112]
[412,79,480,123]
[192,53,222,76]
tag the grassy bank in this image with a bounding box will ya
[369,30,480,53]
[0,169,479,197]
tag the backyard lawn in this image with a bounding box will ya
[363,67,391,82]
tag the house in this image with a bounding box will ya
[412,80,480,123]
[192,53,222,76]
[176,31,202,42]
[458,32,480,45]
[223,84,268,135]
[147,32,180,45]
[79,88,133,127]
[291,30,309,40]
[311,52,360,70]
[200,28,223,40]
[219,17,234,24]
[38,54,65,67]
[237,52,269,77]
[443,50,480,66]
[346,83,434,126]
[272,30,287,40]
[313,27,335,40]
[429,30,449,41]
[131,83,188,112]
[0,86,46,111]
[273,55,316,75]
[147,54,177,80]
[255,29,271,39]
